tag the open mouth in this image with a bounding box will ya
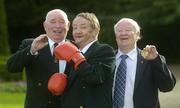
[53,30,63,35]
[75,35,83,39]
[121,37,128,40]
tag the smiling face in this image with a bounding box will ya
[72,16,97,49]
[114,19,140,53]
[43,9,70,43]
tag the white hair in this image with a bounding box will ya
[114,18,140,33]
[45,9,69,24]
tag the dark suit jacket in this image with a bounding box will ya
[123,49,176,108]
[61,41,115,108]
[6,39,68,108]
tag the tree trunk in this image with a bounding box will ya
[0,0,9,55]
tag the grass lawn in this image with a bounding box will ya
[0,81,26,108]
[0,92,25,108]
[0,55,179,108]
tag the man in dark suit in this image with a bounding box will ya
[54,12,115,108]
[113,18,176,108]
[6,9,70,108]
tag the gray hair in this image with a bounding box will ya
[114,18,140,33]
[45,9,69,24]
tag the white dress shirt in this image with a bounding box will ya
[48,38,66,73]
[113,47,137,108]
[80,40,97,54]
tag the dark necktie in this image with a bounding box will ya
[53,43,59,66]
[113,55,128,108]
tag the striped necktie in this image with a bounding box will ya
[113,55,128,108]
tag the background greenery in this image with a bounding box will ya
[0,92,25,108]
[0,0,179,81]
[0,56,24,81]
[0,0,9,55]
[0,65,179,108]
[1,0,179,60]
[0,1,180,107]
[0,82,25,108]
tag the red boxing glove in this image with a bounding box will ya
[48,73,67,95]
[54,42,86,70]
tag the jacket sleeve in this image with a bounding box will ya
[151,55,176,92]
[76,44,115,84]
[6,39,35,73]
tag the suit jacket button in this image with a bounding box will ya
[38,82,42,86]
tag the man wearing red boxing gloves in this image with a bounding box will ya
[6,9,70,108]
[54,42,86,70]
[54,12,115,108]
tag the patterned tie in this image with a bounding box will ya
[114,55,128,108]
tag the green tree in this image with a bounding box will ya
[5,0,180,60]
[0,0,9,55]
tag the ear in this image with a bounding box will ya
[67,21,70,31]
[43,21,47,31]
[136,31,141,40]
[94,27,100,37]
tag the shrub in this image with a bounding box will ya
[0,81,26,93]
[0,56,24,81]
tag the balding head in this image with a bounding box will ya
[45,9,69,24]
[43,9,70,43]
[114,18,140,34]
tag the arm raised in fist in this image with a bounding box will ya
[54,42,86,70]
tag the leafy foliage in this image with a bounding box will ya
[0,0,9,55]
[0,56,23,81]
[0,82,26,93]
[4,0,180,58]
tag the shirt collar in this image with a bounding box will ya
[48,37,65,50]
[116,46,137,61]
[80,40,97,54]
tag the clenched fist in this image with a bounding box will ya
[141,45,158,60]
[48,73,67,95]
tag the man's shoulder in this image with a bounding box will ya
[21,38,34,45]
[93,41,110,47]
[22,38,34,42]
[98,42,114,51]
[91,42,115,56]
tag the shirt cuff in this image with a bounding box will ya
[30,50,38,55]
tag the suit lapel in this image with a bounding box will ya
[67,41,99,88]
[39,44,53,61]
[84,41,99,58]
[134,48,147,91]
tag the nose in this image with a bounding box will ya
[55,22,65,28]
[74,28,82,34]
[120,31,127,35]
[55,23,61,28]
